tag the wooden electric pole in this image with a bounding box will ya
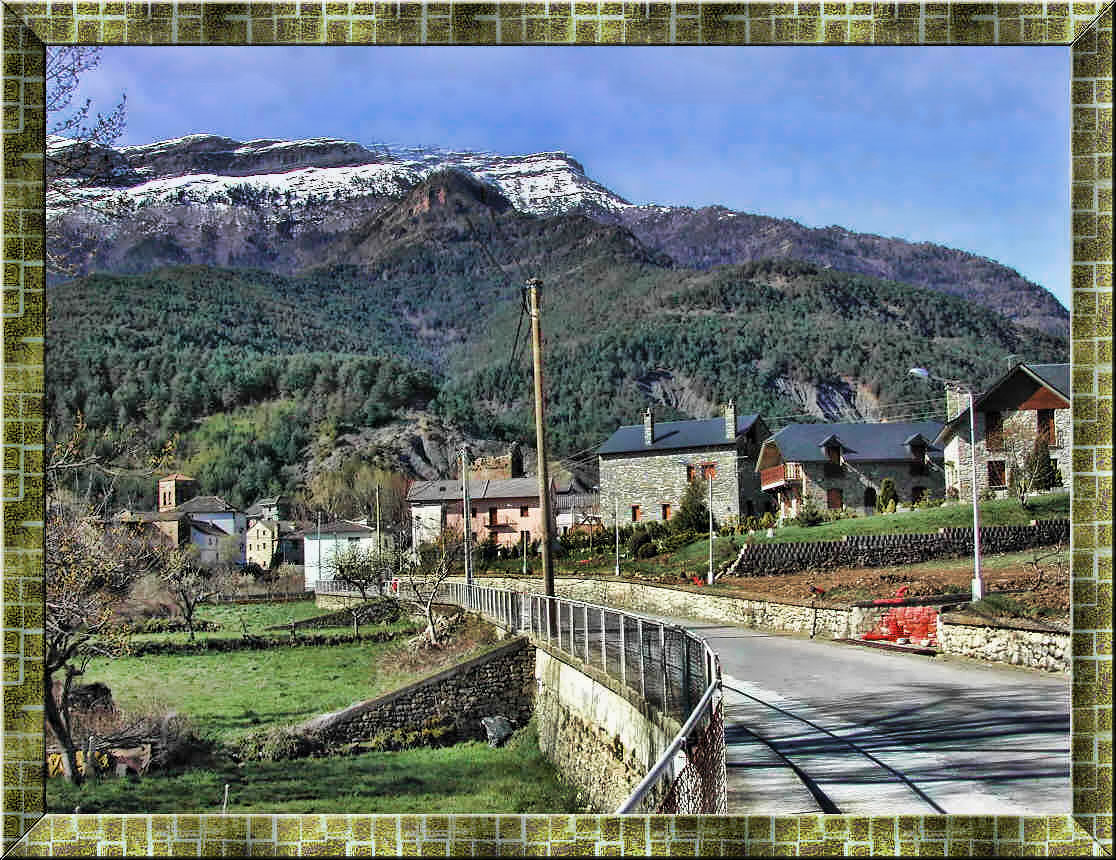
[526,278,555,599]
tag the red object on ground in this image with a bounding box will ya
[863,605,939,645]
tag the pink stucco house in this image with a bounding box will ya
[406,477,552,549]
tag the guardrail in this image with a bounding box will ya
[439,581,726,814]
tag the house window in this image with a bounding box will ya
[702,463,716,480]
[661,504,672,520]
[520,506,529,517]
[1038,409,1056,446]
[686,465,695,482]
[987,460,1007,488]
[631,505,641,522]
[488,507,498,526]
[826,489,843,510]
[986,411,1004,451]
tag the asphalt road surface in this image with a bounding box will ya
[653,616,1070,816]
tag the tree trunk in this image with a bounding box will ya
[44,671,82,785]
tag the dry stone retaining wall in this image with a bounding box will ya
[533,646,678,813]
[936,615,1069,673]
[302,638,536,747]
[729,519,1068,577]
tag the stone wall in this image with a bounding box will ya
[799,458,946,513]
[937,613,1069,673]
[533,645,679,813]
[945,406,1071,498]
[600,446,743,528]
[302,638,536,746]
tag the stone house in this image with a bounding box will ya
[406,477,550,550]
[597,401,771,527]
[244,495,292,527]
[303,520,395,591]
[933,362,1070,498]
[756,420,945,518]
[245,518,306,569]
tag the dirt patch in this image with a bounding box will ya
[711,549,1069,625]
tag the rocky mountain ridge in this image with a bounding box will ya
[48,133,1068,337]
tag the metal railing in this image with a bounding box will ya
[439,581,726,814]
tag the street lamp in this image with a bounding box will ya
[909,367,984,601]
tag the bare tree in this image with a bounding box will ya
[322,542,390,602]
[1002,421,1063,511]
[44,504,161,784]
[46,46,128,278]
[399,529,464,648]
[159,544,218,642]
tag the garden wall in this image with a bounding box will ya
[301,638,536,747]
[533,645,679,813]
[725,519,1068,577]
[936,613,1069,673]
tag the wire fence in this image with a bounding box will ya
[438,581,726,814]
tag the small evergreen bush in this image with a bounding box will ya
[876,479,897,513]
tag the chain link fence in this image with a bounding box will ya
[439,581,725,814]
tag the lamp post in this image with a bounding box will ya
[707,469,715,586]
[910,367,983,601]
[614,497,620,578]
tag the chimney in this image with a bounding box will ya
[643,407,655,446]
[722,399,736,441]
[945,388,965,422]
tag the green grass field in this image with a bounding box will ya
[48,721,582,814]
[85,627,501,744]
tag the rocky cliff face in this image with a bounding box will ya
[49,134,1067,337]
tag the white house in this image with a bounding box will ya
[303,519,394,591]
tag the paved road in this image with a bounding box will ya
[652,616,1070,815]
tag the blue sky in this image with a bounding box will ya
[71,46,1070,309]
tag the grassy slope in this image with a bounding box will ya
[48,721,581,814]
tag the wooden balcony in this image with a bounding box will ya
[760,463,802,490]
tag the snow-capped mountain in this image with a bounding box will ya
[46,133,1068,337]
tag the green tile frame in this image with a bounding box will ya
[0,1,1110,855]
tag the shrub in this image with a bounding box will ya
[885,499,897,514]
[742,516,760,532]
[946,486,960,501]
[635,541,658,559]
[759,512,775,529]
[673,479,711,533]
[235,725,324,762]
[877,479,897,513]
[628,528,653,557]
[656,531,698,554]
[793,497,824,527]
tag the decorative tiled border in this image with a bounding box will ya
[1,2,1110,855]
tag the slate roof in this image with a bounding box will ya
[160,473,196,482]
[407,477,542,503]
[762,420,945,465]
[174,495,239,514]
[597,414,762,455]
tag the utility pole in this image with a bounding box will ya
[375,484,382,590]
[614,497,620,578]
[526,278,555,600]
